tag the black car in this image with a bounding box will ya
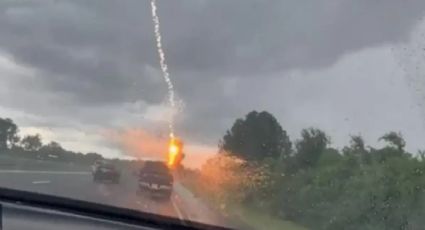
[138,161,173,199]
[93,163,121,184]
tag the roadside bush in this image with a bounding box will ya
[275,152,425,230]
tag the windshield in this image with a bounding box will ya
[1,1,425,229]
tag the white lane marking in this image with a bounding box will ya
[32,180,51,184]
[0,170,89,175]
[171,196,185,221]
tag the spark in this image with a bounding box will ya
[167,137,182,168]
[150,0,175,138]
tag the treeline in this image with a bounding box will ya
[0,117,123,166]
[182,111,425,230]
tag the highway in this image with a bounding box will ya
[0,170,237,229]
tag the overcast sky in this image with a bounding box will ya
[2,0,425,166]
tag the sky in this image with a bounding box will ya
[1,0,425,168]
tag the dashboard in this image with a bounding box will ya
[3,202,153,230]
[0,187,230,230]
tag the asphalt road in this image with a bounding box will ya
[0,170,236,229]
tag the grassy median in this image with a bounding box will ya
[229,205,307,230]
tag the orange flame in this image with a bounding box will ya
[168,137,183,168]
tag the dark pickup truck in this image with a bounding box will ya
[138,161,173,199]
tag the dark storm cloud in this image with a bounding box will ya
[1,0,425,146]
[1,0,425,92]
[161,0,425,74]
[0,0,164,105]
[173,74,245,143]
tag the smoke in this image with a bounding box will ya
[150,0,177,138]
[183,144,217,169]
[106,128,168,160]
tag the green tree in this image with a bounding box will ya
[84,152,103,164]
[349,135,366,152]
[372,132,408,163]
[0,118,19,150]
[39,141,64,158]
[343,135,371,164]
[294,128,330,170]
[220,111,291,162]
[317,148,343,167]
[40,141,63,152]
[379,131,406,151]
[21,134,42,151]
